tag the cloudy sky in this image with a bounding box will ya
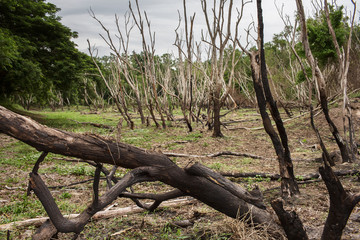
[47,0,357,56]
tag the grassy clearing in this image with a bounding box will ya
[0,105,359,239]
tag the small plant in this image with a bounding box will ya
[59,192,72,199]
[210,162,223,171]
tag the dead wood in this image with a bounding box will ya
[0,198,195,231]
[271,199,308,240]
[0,106,283,237]
[163,151,273,160]
[319,164,360,240]
[234,0,299,198]
[295,0,352,163]
[222,118,261,126]
[120,189,185,212]
[30,166,156,238]
[185,162,266,209]
[221,169,359,182]
[71,120,114,130]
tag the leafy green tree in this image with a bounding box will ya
[0,0,94,108]
[298,4,349,67]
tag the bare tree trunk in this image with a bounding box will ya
[212,85,223,137]
[257,0,299,197]
[295,0,351,163]
[320,163,360,240]
[324,0,357,162]
[237,0,299,198]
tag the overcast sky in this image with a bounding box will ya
[46,0,357,56]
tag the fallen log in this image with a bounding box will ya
[0,198,195,231]
[0,106,283,237]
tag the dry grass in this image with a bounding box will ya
[1,103,360,239]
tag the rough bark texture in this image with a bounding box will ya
[0,106,282,237]
[256,0,299,197]
[271,199,308,240]
[319,164,360,240]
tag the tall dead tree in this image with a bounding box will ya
[173,0,196,132]
[87,44,135,129]
[324,0,357,162]
[275,3,334,166]
[201,0,246,137]
[129,0,167,129]
[238,0,300,198]
[295,0,352,163]
[90,10,146,125]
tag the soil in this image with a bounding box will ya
[0,100,360,239]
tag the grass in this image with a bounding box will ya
[1,104,360,239]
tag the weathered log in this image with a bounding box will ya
[0,106,282,235]
[0,198,195,231]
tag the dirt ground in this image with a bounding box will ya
[1,100,360,239]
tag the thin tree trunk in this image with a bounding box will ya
[256,0,299,197]
[295,0,351,163]
[212,85,223,137]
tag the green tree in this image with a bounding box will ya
[0,0,94,108]
[298,4,349,67]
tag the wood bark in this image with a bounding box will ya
[295,0,351,163]
[0,198,194,232]
[256,0,299,197]
[0,106,282,237]
[236,0,299,198]
[319,164,360,240]
[324,0,357,162]
[271,199,308,240]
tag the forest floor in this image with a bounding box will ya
[0,98,360,239]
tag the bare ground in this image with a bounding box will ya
[0,101,360,239]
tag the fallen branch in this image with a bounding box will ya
[228,107,323,131]
[0,106,282,236]
[221,169,359,181]
[163,151,274,160]
[72,120,114,130]
[0,198,196,231]
[120,189,185,212]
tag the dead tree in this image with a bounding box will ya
[173,0,196,132]
[200,0,246,137]
[87,43,135,129]
[1,104,360,239]
[0,105,284,239]
[295,0,352,163]
[237,0,300,198]
[129,0,167,129]
[276,3,334,166]
[324,0,358,162]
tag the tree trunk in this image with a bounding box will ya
[256,0,299,197]
[212,84,223,137]
[0,105,282,235]
[319,163,360,240]
[242,0,299,198]
[295,0,351,163]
